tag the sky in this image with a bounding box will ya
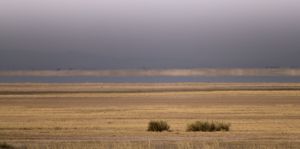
[0,0,300,70]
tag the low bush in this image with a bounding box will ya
[147,120,170,132]
[186,121,231,132]
[0,142,15,149]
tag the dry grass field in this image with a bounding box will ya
[0,83,300,148]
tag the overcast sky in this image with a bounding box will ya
[0,0,300,70]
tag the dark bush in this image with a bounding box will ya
[0,142,15,149]
[186,121,231,132]
[147,120,170,132]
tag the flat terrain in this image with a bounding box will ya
[0,83,300,148]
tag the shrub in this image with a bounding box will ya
[147,120,170,132]
[218,122,230,131]
[186,121,231,132]
[0,142,15,149]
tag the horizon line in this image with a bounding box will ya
[1,68,300,77]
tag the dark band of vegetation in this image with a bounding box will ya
[1,87,300,95]
[1,68,300,77]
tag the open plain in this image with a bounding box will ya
[0,83,300,148]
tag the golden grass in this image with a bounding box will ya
[5,140,300,149]
[0,83,300,148]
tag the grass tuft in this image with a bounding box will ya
[147,120,170,132]
[186,121,231,132]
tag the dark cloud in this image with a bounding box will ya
[1,0,300,70]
